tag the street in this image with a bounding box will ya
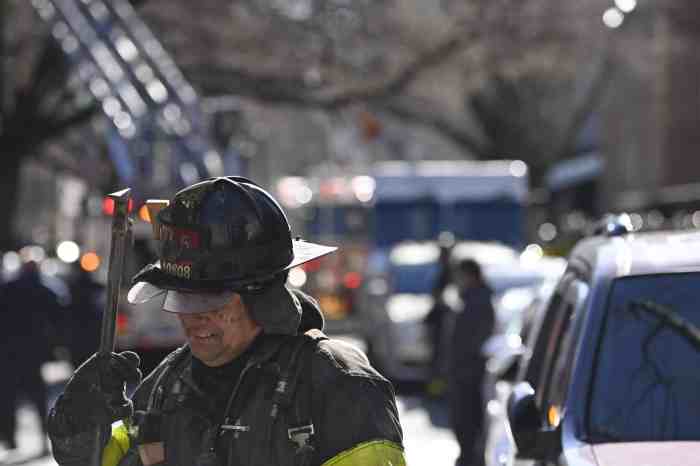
[5,394,459,466]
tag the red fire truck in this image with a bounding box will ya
[275,174,375,334]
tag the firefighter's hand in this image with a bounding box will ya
[47,352,141,465]
[49,351,142,435]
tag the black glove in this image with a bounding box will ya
[48,351,142,465]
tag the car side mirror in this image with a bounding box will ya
[506,381,561,461]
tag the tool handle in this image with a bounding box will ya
[92,187,132,466]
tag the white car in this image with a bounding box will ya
[486,222,700,466]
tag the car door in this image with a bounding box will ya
[534,276,590,465]
[485,273,576,466]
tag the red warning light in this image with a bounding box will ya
[102,197,134,216]
[116,312,129,335]
[343,272,362,289]
[303,259,322,272]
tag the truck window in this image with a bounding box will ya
[373,198,439,246]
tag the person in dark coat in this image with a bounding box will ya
[448,258,495,466]
[64,265,104,367]
[424,231,455,396]
[0,259,68,452]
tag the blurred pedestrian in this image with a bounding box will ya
[448,258,495,466]
[424,231,455,396]
[0,258,69,453]
[65,264,104,367]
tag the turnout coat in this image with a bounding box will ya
[103,330,405,466]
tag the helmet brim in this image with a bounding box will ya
[126,282,237,314]
[287,239,338,270]
[127,239,337,311]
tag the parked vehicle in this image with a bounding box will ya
[485,219,700,466]
[360,239,563,382]
[483,277,560,466]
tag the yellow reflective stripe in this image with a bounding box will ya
[322,440,406,466]
[101,421,131,466]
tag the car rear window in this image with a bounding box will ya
[588,272,700,442]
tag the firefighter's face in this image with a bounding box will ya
[177,294,262,367]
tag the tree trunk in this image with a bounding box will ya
[0,153,22,250]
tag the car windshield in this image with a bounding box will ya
[588,272,700,442]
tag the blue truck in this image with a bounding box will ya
[276,160,531,371]
[369,159,529,249]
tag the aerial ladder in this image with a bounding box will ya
[30,0,242,200]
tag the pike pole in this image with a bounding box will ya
[92,187,132,466]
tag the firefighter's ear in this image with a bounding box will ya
[145,200,169,239]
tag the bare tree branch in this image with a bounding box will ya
[379,98,489,157]
[2,101,99,161]
[38,103,100,143]
[551,44,615,161]
[185,29,470,109]
[28,39,70,102]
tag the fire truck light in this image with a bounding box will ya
[288,267,307,287]
[343,272,362,289]
[302,259,322,272]
[509,160,528,178]
[296,186,313,205]
[80,252,101,272]
[56,241,81,263]
[103,197,134,216]
[277,176,310,207]
[138,204,151,222]
[351,176,375,203]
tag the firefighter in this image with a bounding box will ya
[47,176,405,466]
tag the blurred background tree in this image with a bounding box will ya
[0,0,617,248]
[135,0,613,180]
[0,1,113,249]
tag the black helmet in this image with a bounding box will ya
[129,176,336,297]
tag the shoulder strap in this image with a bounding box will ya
[280,330,327,411]
[270,335,310,415]
[133,345,192,445]
[145,344,192,410]
[279,331,327,466]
